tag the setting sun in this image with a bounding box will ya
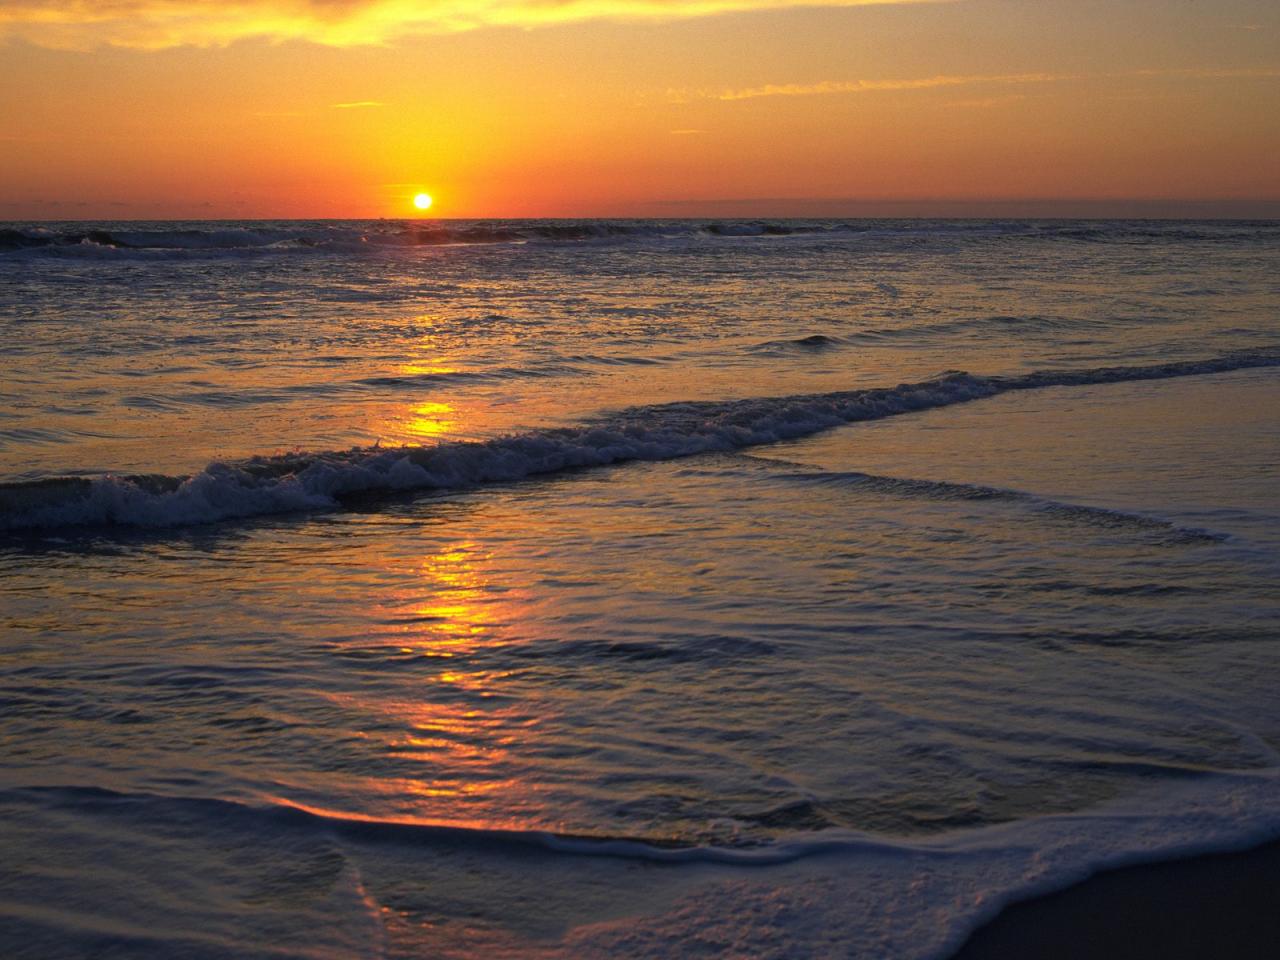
[3,1,1280,957]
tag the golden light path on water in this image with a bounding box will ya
[402,401,458,439]
[273,534,566,833]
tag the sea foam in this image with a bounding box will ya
[5,767,1280,959]
[2,352,1276,532]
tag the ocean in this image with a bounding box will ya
[2,218,1279,958]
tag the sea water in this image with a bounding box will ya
[2,219,1279,958]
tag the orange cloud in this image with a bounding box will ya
[0,0,948,50]
[714,72,1075,101]
[705,67,1280,101]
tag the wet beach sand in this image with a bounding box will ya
[951,838,1280,960]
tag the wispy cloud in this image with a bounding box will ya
[713,72,1075,101]
[331,100,385,109]
[945,93,1027,109]
[0,0,946,50]
[695,67,1280,102]
[1132,67,1280,79]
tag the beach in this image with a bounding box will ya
[952,838,1280,960]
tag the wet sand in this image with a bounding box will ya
[949,839,1280,960]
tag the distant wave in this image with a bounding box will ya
[784,470,1225,544]
[4,219,1274,259]
[113,363,584,411]
[1,352,1276,531]
[0,221,820,256]
[750,333,847,353]
[109,353,679,410]
[846,314,1110,344]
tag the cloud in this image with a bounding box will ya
[0,0,945,50]
[945,93,1027,109]
[1133,67,1280,79]
[699,67,1280,102]
[331,100,384,108]
[714,72,1073,101]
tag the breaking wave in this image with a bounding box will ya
[0,220,820,257]
[2,352,1275,531]
[4,219,1274,260]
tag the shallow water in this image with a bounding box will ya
[2,219,1279,958]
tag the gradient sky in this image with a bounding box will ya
[1,0,1277,219]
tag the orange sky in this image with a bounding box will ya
[1,0,1277,219]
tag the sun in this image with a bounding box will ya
[413,193,433,211]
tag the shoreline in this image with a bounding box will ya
[948,837,1280,960]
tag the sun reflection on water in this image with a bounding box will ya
[399,541,509,654]
[404,401,457,439]
[302,539,560,830]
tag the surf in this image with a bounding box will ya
[3,351,1276,532]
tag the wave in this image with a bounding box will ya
[114,364,583,410]
[1,225,303,252]
[847,314,1109,344]
[0,220,811,257]
[3,784,877,865]
[6,219,1273,259]
[2,352,1275,532]
[749,333,846,353]
[13,764,1280,864]
[112,355,681,411]
[0,220,827,254]
[785,469,1225,544]
[7,769,1280,960]
[511,633,777,667]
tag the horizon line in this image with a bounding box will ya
[6,196,1280,223]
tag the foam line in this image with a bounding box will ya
[1,352,1275,531]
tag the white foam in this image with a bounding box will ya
[562,768,1280,960]
[3,354,1276,531]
